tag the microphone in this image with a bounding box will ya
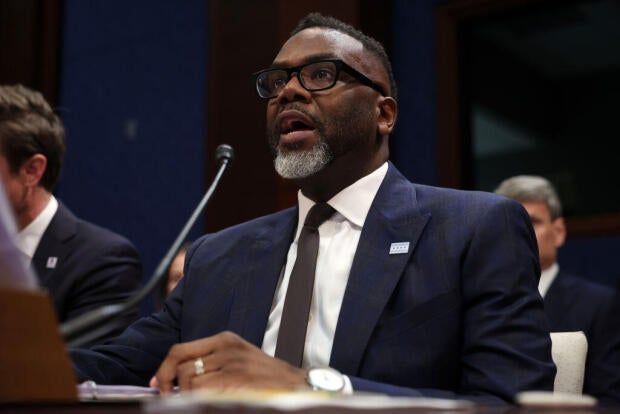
[61,144,235,347]
[215,144,234,165]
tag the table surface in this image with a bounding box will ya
[1,402,618,414]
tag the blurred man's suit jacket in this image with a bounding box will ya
[33,202,141,346]
[545,271,620,403]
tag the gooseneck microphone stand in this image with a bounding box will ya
[61,144,235,348]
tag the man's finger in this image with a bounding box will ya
[155,338,213,394]
[176,357,204,391]
[191,369,222,390]
[149,376,159,389]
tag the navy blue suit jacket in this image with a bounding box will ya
[33,202,142,345]
[544,271,620,403]
[71,164,555,403]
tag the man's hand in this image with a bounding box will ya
[150,331,309,394]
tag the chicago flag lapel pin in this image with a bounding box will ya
[389,242,410,255]
[46,256,58,269]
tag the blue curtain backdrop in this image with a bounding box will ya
[57,0,208,313]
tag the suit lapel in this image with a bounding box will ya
[31,203,76,286]
[543,273,571,330]
[331,165,430,374]
[227,208,297,347]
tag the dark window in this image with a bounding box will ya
[460,0,620,220]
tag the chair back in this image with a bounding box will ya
[550,331,588,394]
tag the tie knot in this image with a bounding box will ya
[304,203,335,229]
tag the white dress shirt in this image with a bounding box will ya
[17,195,58,261]
[262,162,388,371]
[538,262,559,298]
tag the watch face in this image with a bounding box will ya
[308,368,345,392]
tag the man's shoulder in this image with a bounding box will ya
[547,271,617,338]
[192,207,297,248]
[414,183,502,202]
[221,207,297,232]
[51,202,137,251]
[386,163,520,212]
[555,272,615,301]
[409,182,525,219]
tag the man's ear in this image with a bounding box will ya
[552,217,566,249]
[19,154,47,187]
[377,97,397,136]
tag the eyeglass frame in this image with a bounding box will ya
[253,59,388,99]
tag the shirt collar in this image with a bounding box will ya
[538,262,559,298]
[17,195,58,260]
[296,162,388,239]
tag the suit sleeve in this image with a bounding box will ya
[65,237,142,346]
[69,236,205,384]
[70,278,184,385]
[349,198,556,404]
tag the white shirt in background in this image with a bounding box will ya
[17,195,58,261]
[538,262,559,298]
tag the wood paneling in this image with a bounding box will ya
[0,0,60,104]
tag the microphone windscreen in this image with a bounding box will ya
[215,144,235,165]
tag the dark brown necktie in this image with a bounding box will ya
[275,203,335,366]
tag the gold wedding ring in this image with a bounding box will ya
[194,357,205,376]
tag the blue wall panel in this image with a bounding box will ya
[558,236,620,289]
[57,0,208,312]
[390,0,441,186]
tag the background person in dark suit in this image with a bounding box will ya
[161,242,190,299]
[155,242,191,310]
[496,175,620,404]
[71,13,554,404]
[0,84,142,346]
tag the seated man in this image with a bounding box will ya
[70,13,555,404]
[496,175,620,404]
[0,84,142,346]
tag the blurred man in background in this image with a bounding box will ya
[496,175,620,403]
[0,84,142,346]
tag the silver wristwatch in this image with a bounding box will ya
[306,367,345,392]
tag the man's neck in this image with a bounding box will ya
[296,154,388,203]
[16,189,52,230]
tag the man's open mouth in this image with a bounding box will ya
[278,112,316,136]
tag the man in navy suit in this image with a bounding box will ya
[496,175,620,403]
[0,84,142,346]
[70,14,555,403]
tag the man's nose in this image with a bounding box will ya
[276,73,311,104]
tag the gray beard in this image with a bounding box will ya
[273,142,332,179]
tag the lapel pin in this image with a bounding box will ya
[46,256,58,269]
[389,242,410,255]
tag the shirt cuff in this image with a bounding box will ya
[342,374,354,394]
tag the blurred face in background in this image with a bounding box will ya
[521,201,566,271]
[0,153,25,213]
[166,250,186,296]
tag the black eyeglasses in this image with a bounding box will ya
[254,59,387,99]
